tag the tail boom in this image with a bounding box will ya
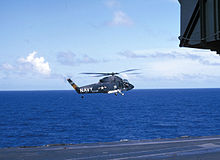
[67,78,80,94]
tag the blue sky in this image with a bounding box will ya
[1,0,220,90]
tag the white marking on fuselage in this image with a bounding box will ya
[108,89,120,94]
[80,87,92,93]
[98,86,107,90]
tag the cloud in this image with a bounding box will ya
[105,0,133,27]
[117,48,220,81]
[118,49,220,66]
[57,51,105,66]
[79,55,98,64]
[145,59,220,81]
[18,51,51,75]
[118,50,177,59]
[0,51,51,79]
[118,51,147,58]
[57,52,77,65]
[146,59,201,80]
[105,0,120,8]
[109,11,133,26]
[1,63,14,70]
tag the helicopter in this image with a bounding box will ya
[67,69,138,96]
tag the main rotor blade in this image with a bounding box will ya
[80,69,139,77]
[127,72,141,75]
[80,72,119,76]
[90,75,106,77]
[80,72,107,75]
[119,69,139,73]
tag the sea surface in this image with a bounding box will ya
[0,89,220,148]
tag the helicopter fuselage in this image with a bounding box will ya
[67,76,134,95]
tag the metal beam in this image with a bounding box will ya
[179,1,200,47]
[200,0,206,44]
[213,0,217,40]
[218,0,220,39]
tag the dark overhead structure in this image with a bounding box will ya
[179,0,220,54]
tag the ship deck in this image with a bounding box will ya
[1,136,220,160]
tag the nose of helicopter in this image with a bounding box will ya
[128,84,134,90]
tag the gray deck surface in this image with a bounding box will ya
[1,136,220,160]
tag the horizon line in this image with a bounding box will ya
[1,88,220,91]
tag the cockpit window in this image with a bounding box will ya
[99,77,109,83]
[123,79,128,83]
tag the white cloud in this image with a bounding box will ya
[57,51,106,66]
[109,11,133,26]
[1,63,14,70]
[118,48,220,81]
[119,48,220,65]
[57,51,76,65]
[0,51,51,79]
[105,0,120,8]
[105,0,133,27]
[19,51,51,75]
[146,59,206,80]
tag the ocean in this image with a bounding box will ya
[0,89,220,148]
